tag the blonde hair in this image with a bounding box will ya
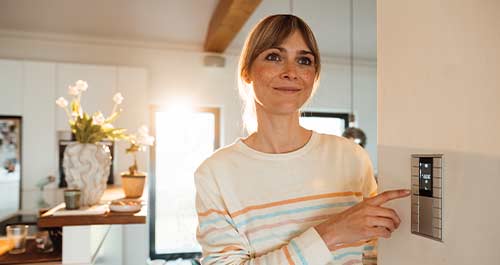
[237,14,321,134]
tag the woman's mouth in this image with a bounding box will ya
[273,87,301,93]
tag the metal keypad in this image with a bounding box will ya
[411,154,443,242]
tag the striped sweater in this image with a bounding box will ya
[195,132,378,265]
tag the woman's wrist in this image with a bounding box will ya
[314,222,340,250]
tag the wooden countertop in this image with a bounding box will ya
[0,238,62,265]
[38,186,147,228]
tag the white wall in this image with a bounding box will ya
[378,0,500,264]
[0,32,376,264]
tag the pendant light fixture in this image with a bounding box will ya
[342,0,367,148]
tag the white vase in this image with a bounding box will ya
[63,143,111,206]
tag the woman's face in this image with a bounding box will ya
[246,31,317,116]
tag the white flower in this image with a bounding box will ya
[135,126,154,146]
[102,123,114,130]
[137,125,149,136]
[75,80,88,92]
[68,85,80,96]
[55,97,68,108]
[71,111,79,120]
[92,112,105,125]
[137,135,155,146]
[113,93,124,105]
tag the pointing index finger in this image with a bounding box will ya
[366,189,411,206]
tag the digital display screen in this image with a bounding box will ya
[419,157,433,197]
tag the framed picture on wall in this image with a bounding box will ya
[0,115,22,221]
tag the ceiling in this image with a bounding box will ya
[0,0,376,60]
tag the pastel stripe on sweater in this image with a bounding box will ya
[231,191,363,218]
[283,246,295,265]
[197,190,371,258]
[198,192,360,240]
[290,240,308,265]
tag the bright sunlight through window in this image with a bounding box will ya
[154,108,218,256]
[299,116,346,136]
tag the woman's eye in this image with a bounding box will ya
[297,57,313,65]
[265,53,281,61]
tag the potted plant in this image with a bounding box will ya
[121,126,154,198]
[56,80,127,206]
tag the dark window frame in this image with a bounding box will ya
[148,106,220,262]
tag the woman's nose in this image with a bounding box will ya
[280,61,298,80]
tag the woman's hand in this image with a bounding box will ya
[314,189,410,250]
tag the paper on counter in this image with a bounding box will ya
[52,204,108,216]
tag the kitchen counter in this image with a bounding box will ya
[35,186,147,265]
[38,186,146,228]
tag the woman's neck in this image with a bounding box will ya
[243,110,312,154]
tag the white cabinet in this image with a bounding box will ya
[0,178,19,218]
[22,61,57,193]
[63,225,123,265]
[0,59,23,115]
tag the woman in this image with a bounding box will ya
[195,14,409,265]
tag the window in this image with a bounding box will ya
[149,106,220,261]
[300,111,349,136]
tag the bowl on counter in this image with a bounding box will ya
[109,199,142,213]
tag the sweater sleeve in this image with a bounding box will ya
[195,164,333,265]
[358,147,377,198]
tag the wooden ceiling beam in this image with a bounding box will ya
[204,0,262,53]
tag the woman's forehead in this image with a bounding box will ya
[263,31,312,52]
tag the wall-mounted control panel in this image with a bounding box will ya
[411,154,443,241]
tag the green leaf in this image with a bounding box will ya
[65,97,130,143]
[70,100,80,114]
[105,111,121,124]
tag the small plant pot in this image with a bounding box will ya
[121,173,146,198]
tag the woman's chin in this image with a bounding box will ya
[256,99,308,116]
[266,105,302,116]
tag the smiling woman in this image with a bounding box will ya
[238,14,321,134]
[193,14,407,265]
[246,31,316,117]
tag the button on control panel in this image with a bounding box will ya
[411,154,443,241]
